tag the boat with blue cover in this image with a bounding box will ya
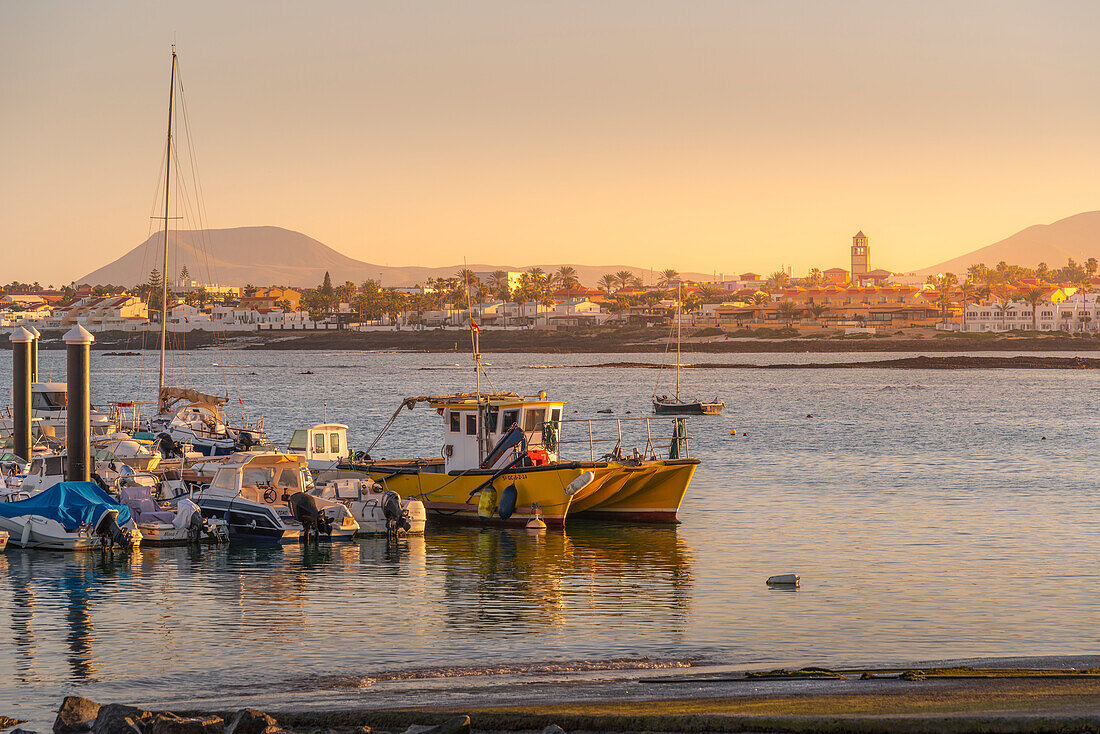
[0,481,142,551]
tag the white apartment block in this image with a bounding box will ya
[964,293,1100,332]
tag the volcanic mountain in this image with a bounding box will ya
[915,211,1100,279]
[77,226,711,288]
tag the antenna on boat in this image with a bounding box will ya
[463,258,486,463]
[158,46,177,411]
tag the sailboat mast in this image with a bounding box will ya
[158,48,177,404]
[675,283,681,401]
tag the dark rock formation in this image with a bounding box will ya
[54,697,102,733]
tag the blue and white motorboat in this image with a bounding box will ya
[0,482,142,551]
[191,451,358,543]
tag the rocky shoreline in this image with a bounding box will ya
[14,329,1100,354]
[12,666,1100,734]
[592,355,1100,369]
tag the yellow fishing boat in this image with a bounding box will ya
[330,323,699,527]
[335,391,698,527]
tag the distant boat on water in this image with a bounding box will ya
[653,284,724,416]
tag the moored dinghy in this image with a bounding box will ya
[120,482,227,545]
[309,477,426,535]
[0,481,142,551]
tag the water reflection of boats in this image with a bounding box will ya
[429,525,694,633]
[3,548,139,683]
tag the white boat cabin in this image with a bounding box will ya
[208,452,313,504]
[26,382,114,436]
[432,393,564,472]
[288,423,349,465]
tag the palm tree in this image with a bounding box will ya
[1022,286,1045,330]
[750,291,770,306]
[992,285,1014,331]
[597,274,617,293]
[657,268,680,288]
[1087,258,1098,279]
[807,303,828,324]
[697,284,724,303]
[456,269,479,300]
[767,270,790,292]
[555,266,579,290]
[807,268,825,286]
[929,272,958,324]
[777,300,800,326]
[614,270,635,291]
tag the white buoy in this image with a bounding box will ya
[526,504,547,530]
[767,573,800,587]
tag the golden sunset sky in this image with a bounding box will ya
[2,1,1098,285]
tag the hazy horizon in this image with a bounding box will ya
[3,1,1099,284]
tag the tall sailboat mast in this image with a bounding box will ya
[158,48,177,403]
[675,282,681,401]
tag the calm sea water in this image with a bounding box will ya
[1,347,1098,723]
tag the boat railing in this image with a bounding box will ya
[535,416,692,462]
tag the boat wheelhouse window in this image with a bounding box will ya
[214,470,237,490]
[449,411,461,433]
[314,433,325,454]
[45,456,64,475]
[502,410,519,430]
[486,408,499,434]
[32,391,66,411]
[243,467,275,486]
[289,430,308,451]
[466,414,477,436]
[330,433,341,454]
[29,458,44,475]
[523,408,546,432]
[278,468,300,489]
[550,408,562,423]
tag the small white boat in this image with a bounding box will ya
[0,453,28,490]
[119,478,227,545]
[0,481,142,551]
[310,477,426,535]
[28,381,117,437]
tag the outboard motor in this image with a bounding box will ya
[287,491,332,541]
[157,433,183,459]
[90,471,111,494]
[95,509,132,550]
[187,511,205,544]
[381,489,411,536]
[235,431,255,450]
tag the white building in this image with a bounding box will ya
[964,293,1100,332]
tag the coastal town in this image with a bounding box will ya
[5,232,1100,338]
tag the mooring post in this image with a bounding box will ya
[64,325,94,482]
[9,326,34,462]
[27,325,41,382]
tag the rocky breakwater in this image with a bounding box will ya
[24,697,489,734]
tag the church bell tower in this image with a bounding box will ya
[851,231,870,281]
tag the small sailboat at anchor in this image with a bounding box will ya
[652,284,724,415]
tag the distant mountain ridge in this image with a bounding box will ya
[915,211,1100,279]
[77,226,713,288]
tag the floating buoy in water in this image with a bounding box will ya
[597,409,613,414]
[526,504,546,530]
[730,429,737,436]
[1041,436,1047,440]
[806,414,813,418]
[767,574,800,587]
